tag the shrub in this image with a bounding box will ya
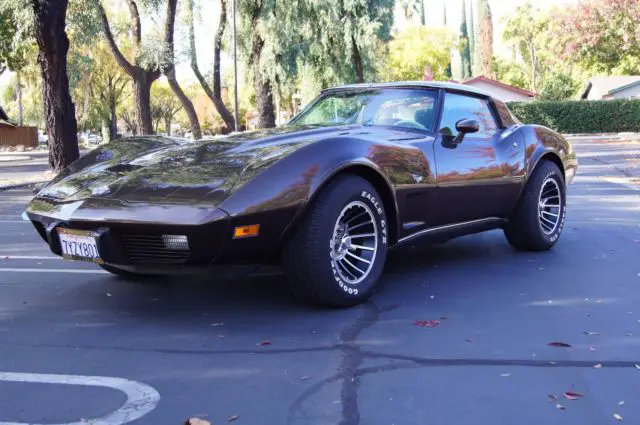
[508,99,640,134]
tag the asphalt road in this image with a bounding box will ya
[0,139,639,425]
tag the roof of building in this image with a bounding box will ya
[323,81,493,98]
[581,76,640,99]
[462,76,537,97]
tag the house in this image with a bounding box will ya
[581,76,640,100]
[461,76,537,102]
[0,103,38,148]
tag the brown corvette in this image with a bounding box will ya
[25,82,578,307]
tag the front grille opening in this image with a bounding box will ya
[121,234,190,264]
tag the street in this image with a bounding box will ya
[0,139,638,425]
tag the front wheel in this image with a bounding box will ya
[283,175,388,307]
[504,160,566,251]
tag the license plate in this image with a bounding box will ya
[57,228,103,264]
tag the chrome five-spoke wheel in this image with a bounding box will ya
[538,177,561,235]
[330,201,378,285]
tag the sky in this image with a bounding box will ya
[0,0,581,90]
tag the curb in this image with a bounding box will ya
[0,181,50,192]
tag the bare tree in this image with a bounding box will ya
[94,0,161,135]
[187,0,235,132]
[162,0,201,139]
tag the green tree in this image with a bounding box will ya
[382,27,454,81]
[491,57,528,89]
[305,0,394,85]
[458,0,472,79]
[503,1,550,92]
[151,83,181,135]
[539,71,581,101]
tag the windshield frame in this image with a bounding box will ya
[288,88,441,134]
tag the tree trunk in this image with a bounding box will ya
[132,70,154,135]
[166,69,201,140]
[164,117,171,136]
[251,15,276,128]
[109,96,117,140]
[351,35,364,83]
[31,0,79,172]
[16,71,23,126]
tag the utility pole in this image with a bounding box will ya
[233,0,239,132]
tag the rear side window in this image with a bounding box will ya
[494,100,520,127]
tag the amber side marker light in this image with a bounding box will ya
[234,224,260,239]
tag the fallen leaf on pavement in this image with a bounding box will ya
[585,313,591,317]
[549,361,557,365]
[548,394,558,401]
[300,376,310,381]
[500,373,511,377]
[593,363,603,368]
[185,419,211,425]
[614,413,623,421]
[634,364,640,370]
[584,331,600,335]
[563,391,584,400]
[211,322,224,327]
[619,401,625,406]
[106,293,112,297]
[626,333,633,337]
[596,300,604,303]
[439,316,448,320]
[556,403,566,410]
[256,340,272,346]
[589,346,596,351]
[414,320,440,328]
[465,339,473,343]
[228,414,239,422]
[547,342,572,348]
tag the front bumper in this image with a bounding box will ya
[26,197,230,267]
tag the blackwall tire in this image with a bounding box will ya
[504,160,566,251]
[283,175,389,307]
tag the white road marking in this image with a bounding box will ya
[0,372,160,425]
[0,268,106,274]
[0,255,59,260]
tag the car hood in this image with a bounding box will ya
[35,125,364,205]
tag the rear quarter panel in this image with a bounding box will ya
[520,125,578,184]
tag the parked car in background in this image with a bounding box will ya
[24,82,577,307]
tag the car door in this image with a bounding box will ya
[431,91,526,226]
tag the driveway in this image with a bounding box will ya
[0,139,638,425]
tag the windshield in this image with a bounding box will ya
[290,88,439,131]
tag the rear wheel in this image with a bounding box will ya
[283,175,388,307]
[504,160,566,251]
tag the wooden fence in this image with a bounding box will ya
[0,124,38,148]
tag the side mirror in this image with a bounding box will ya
[453,119,480,144]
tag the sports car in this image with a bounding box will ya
[25,81,578,307]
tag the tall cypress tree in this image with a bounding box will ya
[469,0,475,73]
[419,0,426,25]
[476,0,494,77]
[443,1,452,78]
[459,0,472,79]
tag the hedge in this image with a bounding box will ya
[507,99,640,134]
